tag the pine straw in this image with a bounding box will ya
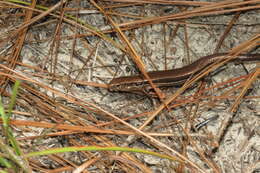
[0,0,259,173]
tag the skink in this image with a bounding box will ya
[109,53,260,95]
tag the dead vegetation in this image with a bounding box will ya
[0,0,259,173]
